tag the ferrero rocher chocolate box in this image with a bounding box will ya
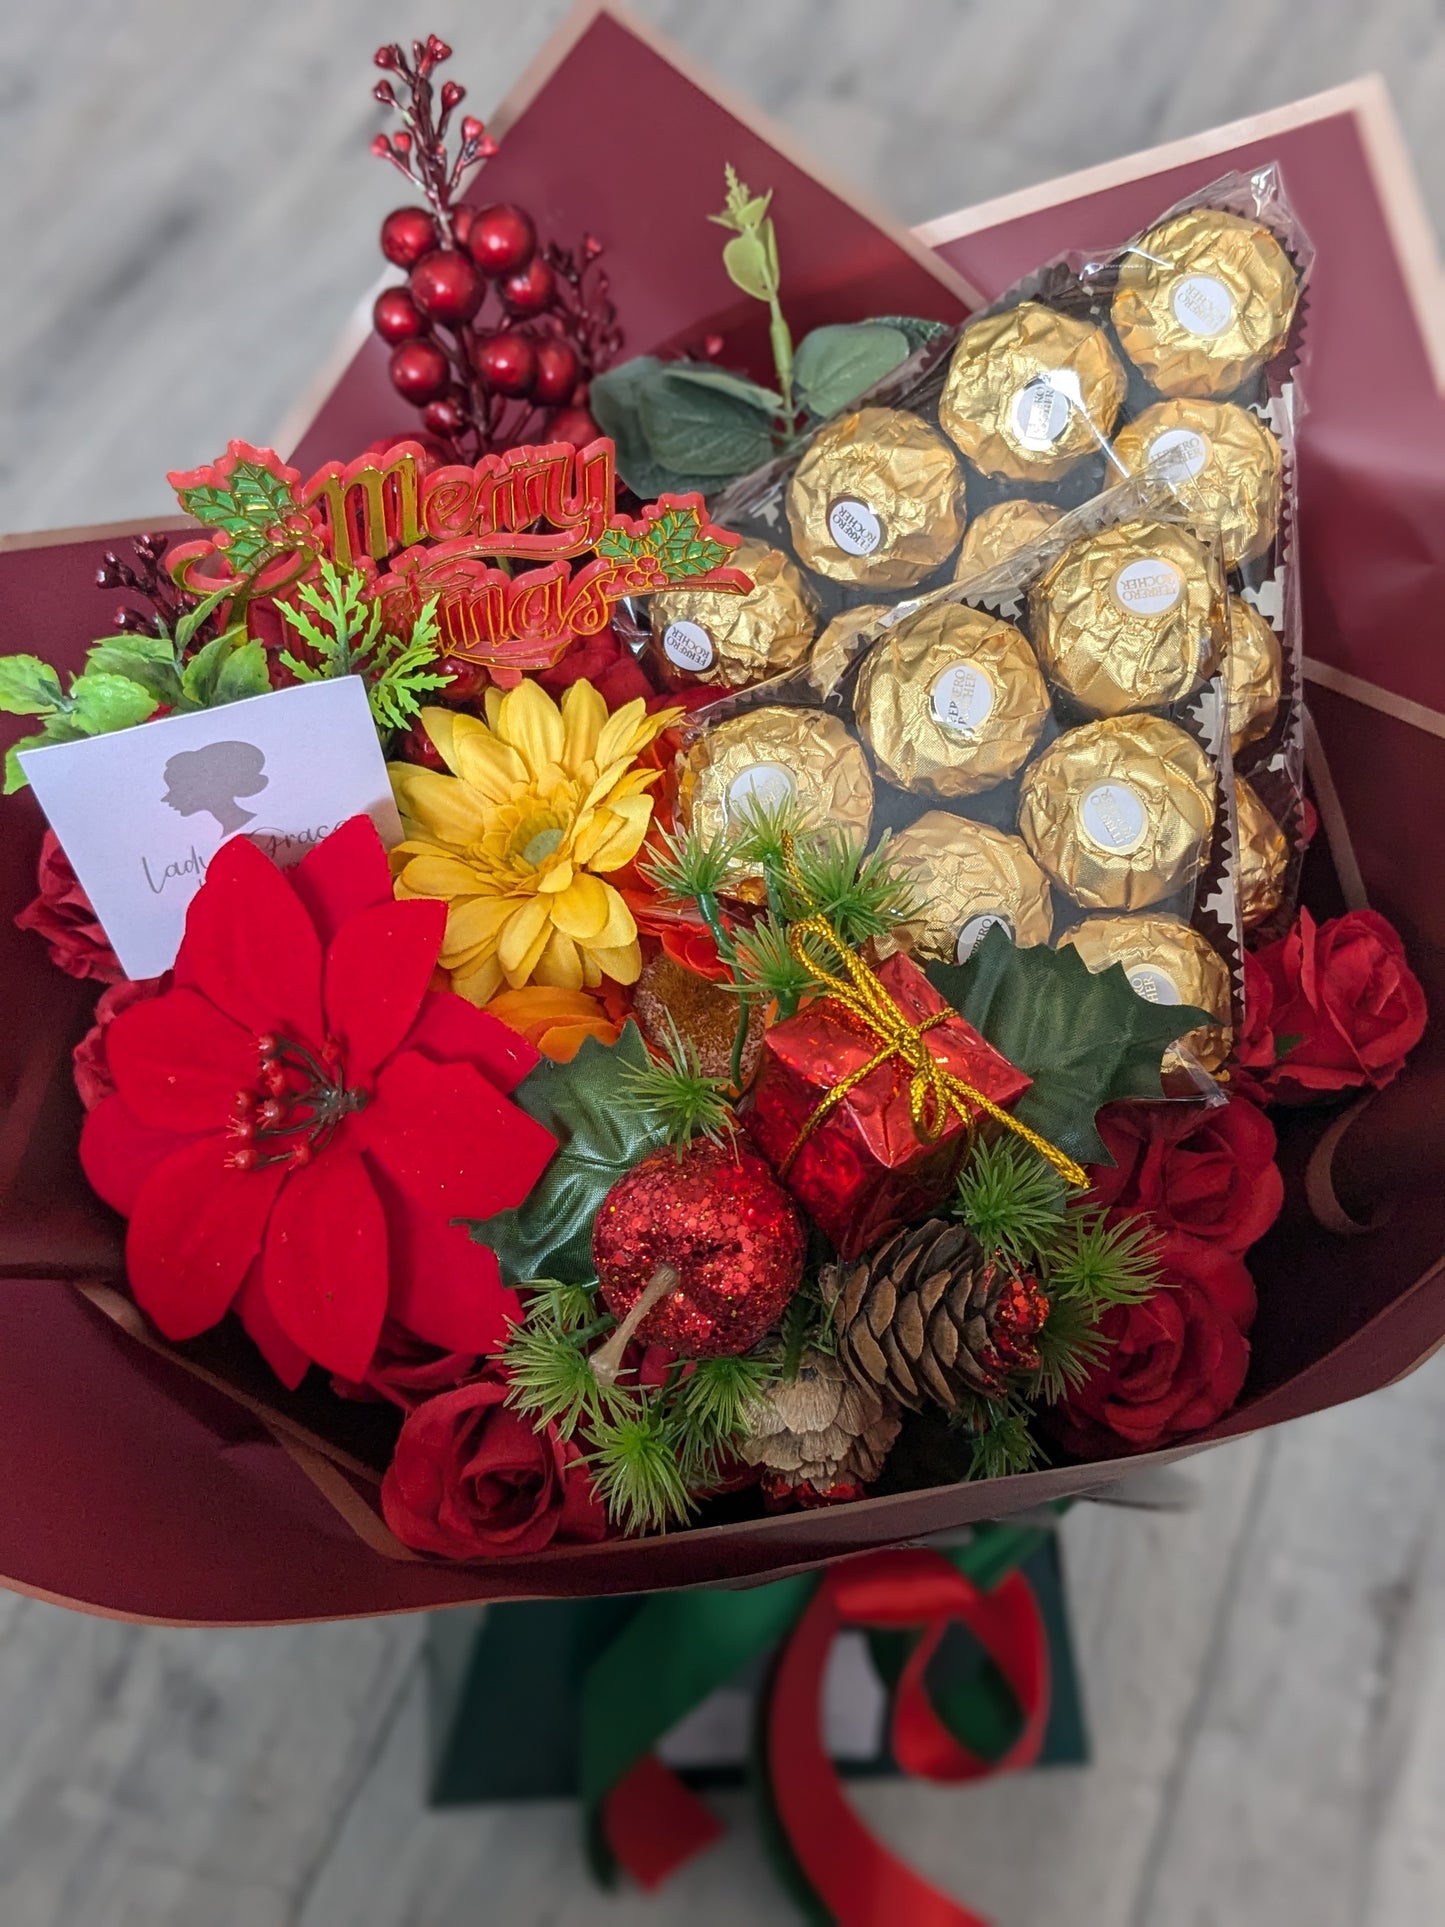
[0,23,1443,1620]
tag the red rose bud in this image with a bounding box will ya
[393,131,413,155]
[1052,1228,1255,1454]
[1088,1097,1284,1256]
[441,80,464,110]
[373,44,400,69]
[370,134,391,159]
[372,80,396,106]
[427,35,452,62]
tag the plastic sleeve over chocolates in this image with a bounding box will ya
[1029,518,1221,717]
[854,602,1051,798]
[1111,207,1300,398]
[954,498,1063,582]
[679,705,874,856]
[938,301,1127,482]
[1111,398,1282,571]
[785,406,966,588]
[1017,713,1217,912]
[1234,774,1289,930]
[1224,597,1283,753]
[649,537,817,691]
[1057,912,1232,1071]
[887,812,1054,964]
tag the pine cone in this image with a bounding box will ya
[739,1349,900,1489]
[829,1219,1048,1413]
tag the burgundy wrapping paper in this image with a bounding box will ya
[2,39,1443,1619]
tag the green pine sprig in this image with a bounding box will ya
[727,913,819,1018]
[640,819,736,910]
[586,1404,698,1537]
[673,1354,777,1488]
[619,1013,737,1150]
[953,1391,1044,1482]
[1045,1208,1162,1308]
[1031,1293,1111,1405]
[955,1138,1069,1267]
[777,824,921,949]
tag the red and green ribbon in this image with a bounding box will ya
[581,1518,1056,1923]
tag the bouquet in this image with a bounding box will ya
[0,21,1441,1918]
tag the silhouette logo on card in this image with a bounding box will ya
[161,741,269,834]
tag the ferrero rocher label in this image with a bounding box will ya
[954,498,1063,583]
[938,302,1127,482]
[1058,912,1232,1070]
[1111,209,1300,397]
[1029,518,1221,716]
[1018,713,1217,911]
[854,601,1051,798]
[1111,398,1282,569]
[649,538,816,690]
[786,406,966,587]
[806,603,892,699]
[680,706,874,861]
[1224,597,1283,752]
[888,811,1054,963]
[1234,774,1289,930]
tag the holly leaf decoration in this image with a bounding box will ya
[171,448,301,578]
[465,1022,670,1286]
[597,504,735,585]
[925,925,1212,1168]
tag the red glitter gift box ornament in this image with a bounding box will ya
[746,950,1030,1259]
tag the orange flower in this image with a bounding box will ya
[485,984,621,1063]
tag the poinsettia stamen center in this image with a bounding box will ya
[224,1033,370,1171]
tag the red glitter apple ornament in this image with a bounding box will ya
[592,1140,806,1362]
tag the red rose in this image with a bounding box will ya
[72,974,169,1110]
[1088,1098,1283,1254]
[331,1318,479,1414]
[1053,1228,1255,1454]
[1237,908,1427,1103]
[536,621,656,711]
[15,831,123,982]
[381,1372,608,1558]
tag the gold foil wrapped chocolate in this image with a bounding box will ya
[649,538,816,691]
[1234,775,1289,930]
[680,706,874,860]
[1018,713,1216,911]
[786,405,966,587]
[888,812,1054,963]
[954,498,1062,582]
[1111,398,1282,569]
[806,603,892,700]
[1224,597,1283,753]
[1029,518,1220,716]
[855,602,1051,798]
[938,301,1127,482]
[1058,912,1232,1071]
[1112,209,1300,398]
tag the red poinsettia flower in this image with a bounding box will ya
[79,816,557,1387]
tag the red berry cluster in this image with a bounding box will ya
[369,36,621,458]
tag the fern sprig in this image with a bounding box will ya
[278,564,448,734]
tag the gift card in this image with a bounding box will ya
[17,676,402,980]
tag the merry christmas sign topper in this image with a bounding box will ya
[165,437,751,675]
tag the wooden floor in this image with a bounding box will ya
[4,3,1445,1922]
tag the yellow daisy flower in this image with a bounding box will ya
[388,679,682,1006]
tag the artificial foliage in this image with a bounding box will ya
[926,927,1214,1167]
[278,562,450,735]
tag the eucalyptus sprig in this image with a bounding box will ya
[710,164,794,418]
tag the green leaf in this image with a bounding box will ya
[638,367,777,477]
[85,635,184,707]
[0,654,65,717]
[212,639,272,704]
[925,926,1212,1168]
[4,730,48,792]
[179,629,242,707]
[589,358,719,497]
[173,585,234,653]
[866,313,950,353]
[67,671,160,736]
[466,1023,671,1287]
[794,323,911,417]
[175,459,299,579]
[664,363,783,413]
[721,227,775,302]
